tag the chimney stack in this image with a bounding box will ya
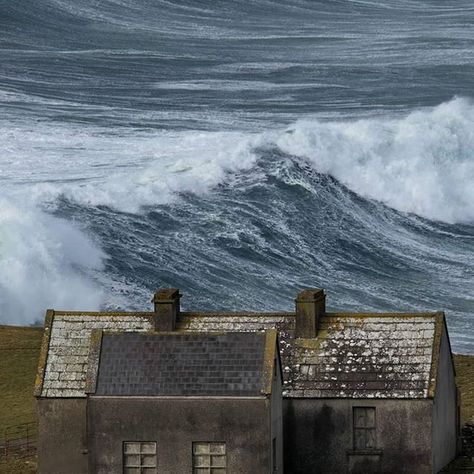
[153,288,181,332]
[295,288,325,338]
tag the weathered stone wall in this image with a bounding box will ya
[37,398,87,474]
[271,350,284,473]
[283,398,432,474]
[88,397,272,474]
[432,325,458,471]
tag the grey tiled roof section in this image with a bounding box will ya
[95,332,266,396]
[178,312,436,399]
[40,310,438,399]
[41,314,153,397]
[288,316,435,399]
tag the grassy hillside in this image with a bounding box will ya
[0,325,473,473]
[0,325,43,473]
[0,326,43,432]
[454,354,474,425]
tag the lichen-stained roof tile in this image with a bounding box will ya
[41,313,154,397]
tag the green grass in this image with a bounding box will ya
[0,326,473,473]
[454,354,474,425]
[0,325,42,474]
[0,326,43,433]
[0,458,37,474]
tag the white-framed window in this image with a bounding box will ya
[192,442,226,474]
[123,441,157,474]
[353,407,376,450]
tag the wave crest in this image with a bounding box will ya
[276,97,474,223]
[5,98,474,225]
[0,199,104,324]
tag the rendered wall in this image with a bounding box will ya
[37,398,88,474]
[283,398,432,474]
[88,397,272,474]
[432,326,458,472]
[271,353,284,473]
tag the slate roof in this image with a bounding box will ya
[92,332,268,397]
[35,305,446,400]
[291,314,437,398]
[179,312,440,399]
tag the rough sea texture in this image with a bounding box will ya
[1,0,473,352]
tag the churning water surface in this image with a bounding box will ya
[1,0,474,352]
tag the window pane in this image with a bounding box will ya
[142,469,155,474]
[194,443,210,454]
[365,408,375,428]
[124,469,140,474]
[194,442,225,474]
[210,443,225,455]
[353,408,366,428]
[366,429,376,448]
[211,455,226,468]
[354,429,366,450]
[142,454,156,467]
[125,454,141,467]
[124,443,140,454]
[194,455,210,467]
[141,443,156,454]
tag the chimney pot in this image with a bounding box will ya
[295,288,325,338]
[152,288,180,331]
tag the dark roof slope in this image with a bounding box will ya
[94,332,268,397]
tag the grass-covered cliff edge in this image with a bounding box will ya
[0,325,473,473]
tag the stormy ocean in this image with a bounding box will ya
[1,0,474,352]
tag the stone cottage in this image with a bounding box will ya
[35,288,458,473]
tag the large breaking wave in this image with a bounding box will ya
[1,98,474,331]
[17,97,474,224]
[0,198,104,324]
[277,98,474,224]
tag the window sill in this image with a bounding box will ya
[346,449,382,456]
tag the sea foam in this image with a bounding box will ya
[276,97,474,224]
[3,99,474,225]
[62,97,474,224]
[31,130,261,213]
[0,198,104,324]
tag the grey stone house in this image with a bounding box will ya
[35,288,458,473]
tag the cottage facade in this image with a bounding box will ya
[35,288,458,473]
[87,330,283,474]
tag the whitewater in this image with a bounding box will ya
[1,0,474,351]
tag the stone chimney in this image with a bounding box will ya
[295,288,326,338]
[153,288,181,332]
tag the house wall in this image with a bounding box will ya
[432,326,457,472]
[271,353,284,473]
[283,398,432,474]
[37,398,88,474]
[88,397,272,474]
